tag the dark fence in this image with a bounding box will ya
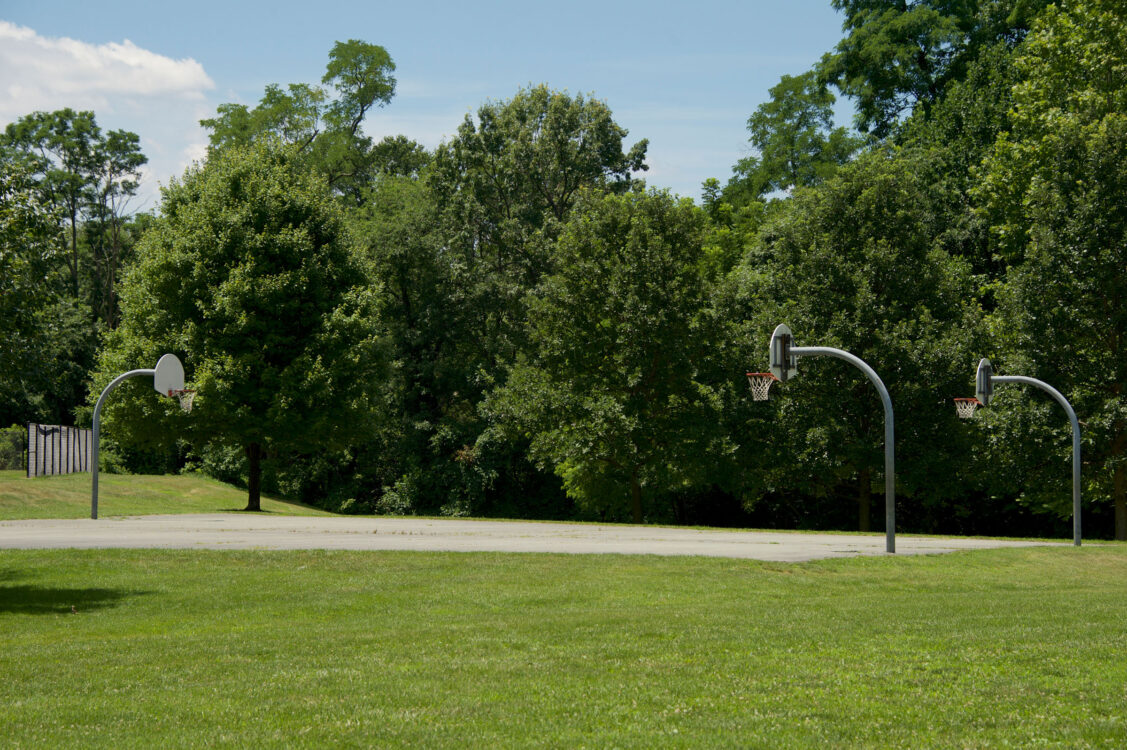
[27,423,92,477]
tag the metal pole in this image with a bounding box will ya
[992,375,1082,546]
[791,346,896,553]
[92,368,155,519]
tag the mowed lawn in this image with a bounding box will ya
[0,470,331,519]
[1,546,1125,747]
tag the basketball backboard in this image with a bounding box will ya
[153,354,185,396]
[975,358,993,406]
[769,324,798,382]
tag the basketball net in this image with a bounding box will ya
[746,373,778,402]
[170,389,196,413]
[954,398,980,419]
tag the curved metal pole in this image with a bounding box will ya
[992,375,1081,546]
[92,368,155,519]
[791,346,896,553]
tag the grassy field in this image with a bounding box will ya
[1,545,1125,747]
[0,470,331,519]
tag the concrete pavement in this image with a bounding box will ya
[0,514,1061,562]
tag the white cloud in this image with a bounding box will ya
[0,21,213,116]
[0,21,217,212]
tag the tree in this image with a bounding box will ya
[430,85,649,370]
[721,150,980,532]
[726,71,861,203]
[348,172,463,512]
[820,0,1050,137]
[2,110,147,330]
[897,38,1021,282]
[2,109,101,295]
[348,85,650,517]
[370,135,430,178]
[201,40,395,200]
[0,153,89,424]
[489,189,726,523]
[88,129,148,329]
[95,140,384,510]
[0,112,143,424]
[977,0,1127,539]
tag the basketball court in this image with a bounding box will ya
[0,514,1060,561]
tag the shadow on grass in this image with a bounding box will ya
[0,585,135,614]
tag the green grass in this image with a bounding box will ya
[1,546,1125,747]
[0,469,331,519]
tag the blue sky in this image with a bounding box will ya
[0,0,850,210]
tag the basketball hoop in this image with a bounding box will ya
[954,397,980,419]
[170,389,196,413]
[747,372,778,401]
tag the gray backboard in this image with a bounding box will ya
[976,358,993,406]
[769,324,798,382]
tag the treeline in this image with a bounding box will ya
[2,1,1124,540]
[1,109,148,424]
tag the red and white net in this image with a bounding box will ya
[746,373,778,402]
[954,398,980,419]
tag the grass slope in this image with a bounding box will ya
[0,470,331,519]
[1,546,1125,747]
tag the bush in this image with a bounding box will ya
[0,425,25,470]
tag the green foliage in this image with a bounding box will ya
[201,40,396,200]
[2,109,147,309]
[491,190,727,522]
[95,140,386,509]
[370,134,430,177]
[341,86,649,518]
[898,38,1021,281]
[0,426,24,470]
[727,71,862,204]
[977,0,1127,537]
[722,150,982,530]
[1,110,148,425]
[0,154,91,424]
[821,0,1050,137]
[430,85,648,305]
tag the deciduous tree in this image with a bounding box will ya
[201,40,395,200]
[490,190,725,523]
[723,150,980,531]
[978,0,1127,539]
[95,140,384,510]
[727,71,861,204]
[820,0,1049,137]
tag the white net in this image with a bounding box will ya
[954,398,980,419]
[747,373,778,402]
[173,389,196,413]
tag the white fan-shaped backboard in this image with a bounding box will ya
[153,353,185,396]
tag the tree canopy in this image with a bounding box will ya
[4,7,1124,540]
[491,189,725,523]
[96,140,384,510]
[201,40,396,199]
[727,71,862,204]
[977,0,1127,537]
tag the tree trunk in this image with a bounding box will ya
[108,215,120,328]
[69,207,79,297]
[858,465,872,532]
[245,442,262,512]
[630,472,643,524]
